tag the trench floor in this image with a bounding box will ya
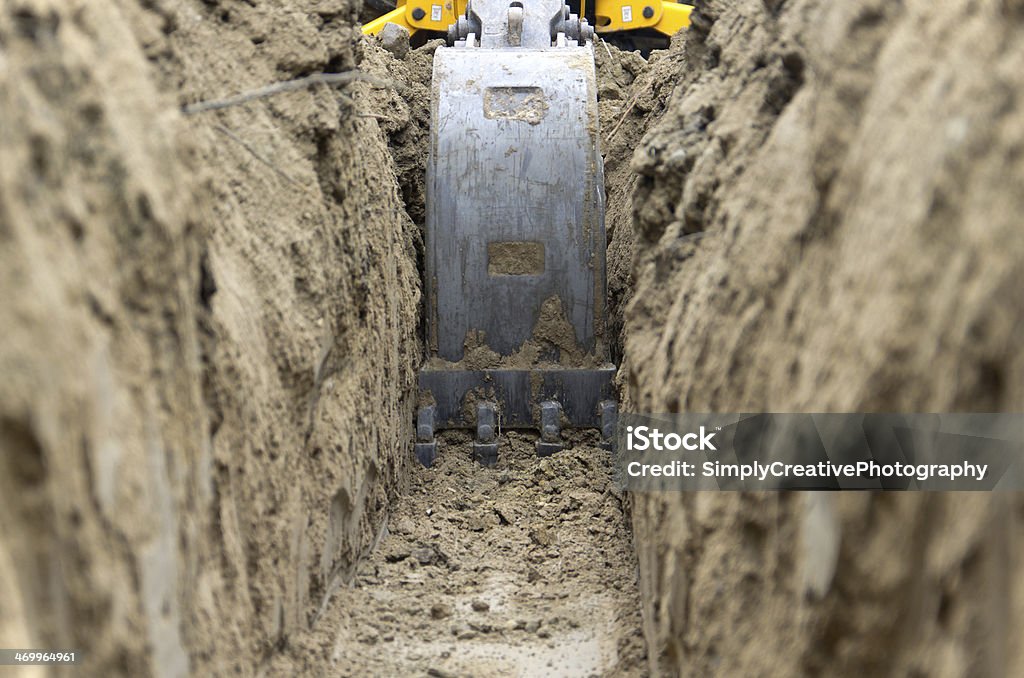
[325,431,646,676]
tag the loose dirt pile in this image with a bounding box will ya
[607,1,1024,676]
[281,433,646,676]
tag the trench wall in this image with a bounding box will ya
[0,0,420,674]
[604,1,1024,675]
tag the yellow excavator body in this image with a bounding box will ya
[362,0,691,38]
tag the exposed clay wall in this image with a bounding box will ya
[608,0,1024,675]
[0,0,419,674]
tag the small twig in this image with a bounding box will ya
[599,35,613,61]
[213,124,313,193]
[183,71,391,115]
[356,112,403,124]
[605,84,645,143]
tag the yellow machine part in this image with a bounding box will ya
[362,0,691,37]
[594,0,692,35]
[363,0,468,36]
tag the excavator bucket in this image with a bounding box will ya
[414,0,616,466]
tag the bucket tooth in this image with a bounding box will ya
[473,402,499,467]
[599,400,618,451]
[414,405,438,467]
[536,400,564,457]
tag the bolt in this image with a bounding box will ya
[411,7,426,20]
[642,6,654,18]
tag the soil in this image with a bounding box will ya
[273,433,646,676]
[360,36,441,231]
[1,1,421,675]
[611,1,1024,676]
[424,296,607,371]
[595,36,686,364]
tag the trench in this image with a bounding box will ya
[281,34,657,678]
[3,1,1024,677]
